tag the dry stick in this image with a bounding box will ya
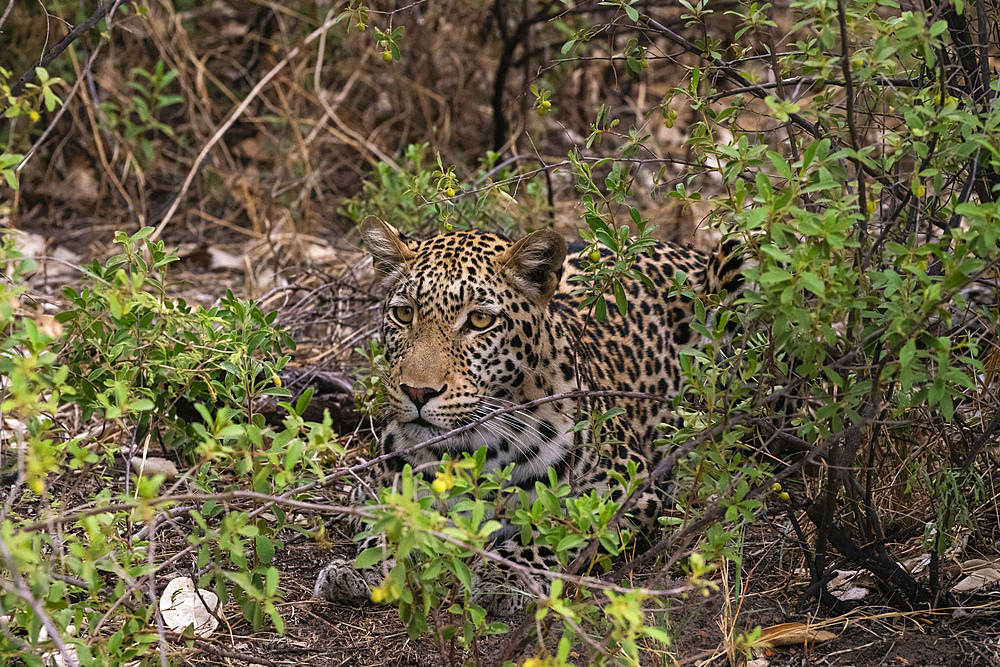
[17,44,96,171]
[19,0,126,150]
[0,0,15,39]
[176,637,277,667]
[8,0,128,98]
[17,490,357,535]
[147,515,169,667]
[15,0,126,175]
[150,10,348,241]
[707,76,926,101]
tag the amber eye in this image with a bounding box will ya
[467,311,496,330]
[392,305,414,324]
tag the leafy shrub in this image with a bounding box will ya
[0,228,342,664]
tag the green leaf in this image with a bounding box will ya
[255,535,275,564]
[594,294,607,322]
[759,268,793,286]
[354,546,387,569]
[799,272,826,298]
[453,558,473,592]
[900,339,916,368]
[613,280,628,316]
[295,387,314,416]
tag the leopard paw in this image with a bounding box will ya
[313,556,380,603]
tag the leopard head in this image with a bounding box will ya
[360,216,567,456]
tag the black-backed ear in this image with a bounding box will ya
[359,216,416,289]
[499,230,567,302]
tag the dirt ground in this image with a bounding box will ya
[188,522,1000,667]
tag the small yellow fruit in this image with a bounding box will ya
[356,22,366,32]
[272,374,282,388]
[29,110,40,122]
[370,586,386,603]
[445,187,455,197]
[432,472,453,494]
[778,491,790,502]
[382,50,393,62]
[771,482,782,493]
[867,200,877,215]
[913,182,925,198]
[640,58,648,69]
[588,249,601,262]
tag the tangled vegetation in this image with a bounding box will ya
[1,0,999,665]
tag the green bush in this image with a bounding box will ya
[0,228,343,665]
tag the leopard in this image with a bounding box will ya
[314,215,744,616]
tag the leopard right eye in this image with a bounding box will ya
[391,305,414,324]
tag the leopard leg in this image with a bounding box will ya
[314,533,393,603]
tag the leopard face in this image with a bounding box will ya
[364,219,573,484]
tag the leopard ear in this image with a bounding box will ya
[500,230,567,302]
[359,216,416,288]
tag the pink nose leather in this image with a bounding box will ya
[401,384,445,409]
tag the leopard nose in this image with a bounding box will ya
[400,384,447,409]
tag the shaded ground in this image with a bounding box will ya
[200,532,1000,666]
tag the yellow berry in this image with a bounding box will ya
[778,491,790,501]
[771,482,782,493]
[357,22,366,32]
[867,200,877,215]
[432,472,453,494]
[370,586,386,603]
[913,182,925,198]
[640,58,648,69]
[272,374,282,388]
[382,50,393,62]
[29,110,40,122]
[541,100,551,109]
[445,187,455,198]
[588,249,601,263]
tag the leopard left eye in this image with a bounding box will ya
[467,311,496,331]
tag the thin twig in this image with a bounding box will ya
[836,0,867,237]
[707,76,925,101]
[8,0,129,98]
[0,0,15,35]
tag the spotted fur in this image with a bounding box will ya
[314,216,744,615]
